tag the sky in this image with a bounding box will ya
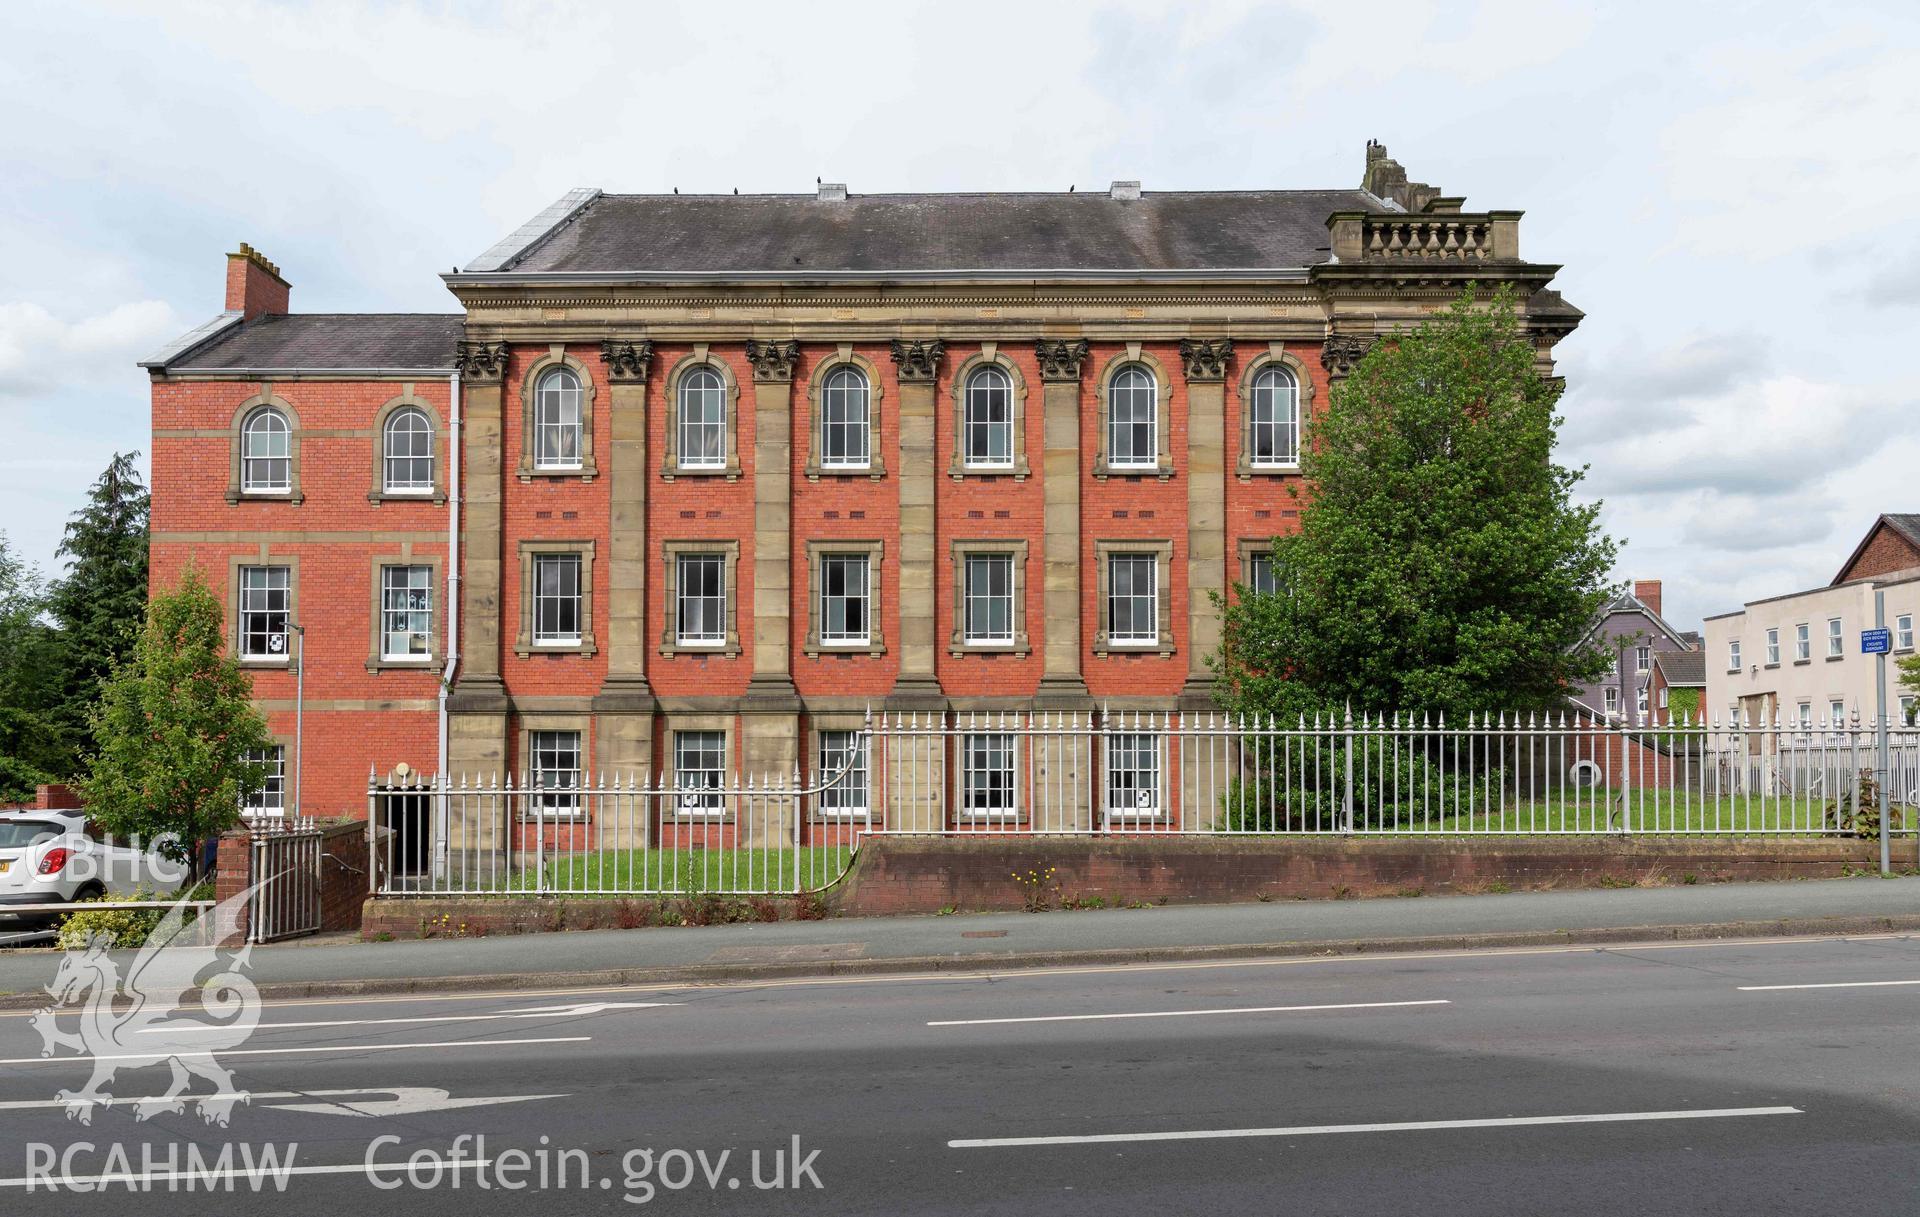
[2,0,1916,633]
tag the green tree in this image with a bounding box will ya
[1899,654,1920,724]
[80,567,273,883]
[1212,286,1618,721]
[0,534,66,803]
[46,453,150,767]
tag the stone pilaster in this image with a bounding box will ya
[446,340,509,781]
[741,339,802,783]
[1034,338,1092,710]
[886,338,948,710]
[593,339,657,785]
[1178,338,1231,710]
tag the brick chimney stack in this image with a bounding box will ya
[1632,579,1663,618]
[225,243,290,320]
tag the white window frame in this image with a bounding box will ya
[1603,685,1618,715]
[238,565,291,661]
[1766,627,1780,665]
[817,730,870,819]
[1728,639,1741,671]
[1635,645,1651,673]
[241,407,291,493]
[960,733,1019,819]
[382,406,434,494]
[380,564,434,661]
[532,553,583,647]
[1829,699,1847,729]
[1104,733,1164,817]
[818,365,871,471]
[1827,616,1844,658]
[675,553,727,648]
[1636,685,1649,719]
[1795,623,1811,661]
[530,730,582,816]
[1899,694,1916,725]
[1105,552,1159,647]
[1105,364,1158,470]
[962,553,1016,645]
[962,366,1015,470]
[1247,552,1278,596]
[677,364,728,470]
[819,553,870,648]
[672,730,727,817]
[1899,614,1915,651]
[241,746,286,816]
[533,367,584,470]
[1247,364,1300,469]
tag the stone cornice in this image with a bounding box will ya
[888,338,944,382]
[453,340,509,382]
[599,338,653,382]
[744,338,800,382]
[1178,338,1233,382]
[1035,338,1090,382]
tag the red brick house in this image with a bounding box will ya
[143,144,1581,819]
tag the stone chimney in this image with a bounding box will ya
[1109,180,1141,201]
[816,182,847,202]
[1632,579,1663,619]
[1361,140,1448,213]
[225,243,290,320]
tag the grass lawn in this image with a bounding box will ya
[1224,788,1911,835]
[500,845,856,894]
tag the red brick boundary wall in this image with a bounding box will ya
[832,835,1886,916]
[356,835,1888,937]
[215,820,370,940]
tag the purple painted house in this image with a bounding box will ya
[1568,579,1699,722]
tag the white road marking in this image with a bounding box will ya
[0,1087,565,1116]
[1738,979,1920,991]
[949,1106,1804,1149]
[140,1001,677,1033]
[928,999,1449,1026]
[0,1159,501,1189]
[0,1035,588,1065]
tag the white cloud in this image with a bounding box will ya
[0,300,179,397]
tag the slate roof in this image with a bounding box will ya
[1652,648,1706,687]
[479,190,1392,277]
[157,313,463,373]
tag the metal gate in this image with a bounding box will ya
[248,816,321,942]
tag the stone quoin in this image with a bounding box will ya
[142,143,1581,818]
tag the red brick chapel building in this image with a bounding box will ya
[143,144,1580,819]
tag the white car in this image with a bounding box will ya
[0,811,188,928]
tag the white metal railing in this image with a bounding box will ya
[368,710,1920,897]
[248,815,321,942]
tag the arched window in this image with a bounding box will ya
[382,406,434,492]
[241,407,291,492]
[819,365,870,469]
[1106,364,1157,469]
[963,366,1013,468]
[678,365,727,469]
[1248,365,1299,467]
[533,368,583,469]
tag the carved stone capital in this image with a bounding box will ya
[1178,338,1233,382]
[888,338,945,383]
[1034,338,1090,382]
[744,339,800,383]
[1320,334,1376,380]
[600,339,653,382]
[454,340,509,383]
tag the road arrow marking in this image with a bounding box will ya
[497,1001,681,1016]
[142,1001,678,1033]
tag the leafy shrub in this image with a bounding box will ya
[54,881,210,950]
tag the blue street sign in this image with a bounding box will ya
[1862,627,1892,655]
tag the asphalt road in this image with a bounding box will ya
[2,934,1918,1214]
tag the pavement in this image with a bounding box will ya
[2,874,1919,1005]
[3,932,1919,1213]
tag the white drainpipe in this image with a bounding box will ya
[436,367,462,877]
